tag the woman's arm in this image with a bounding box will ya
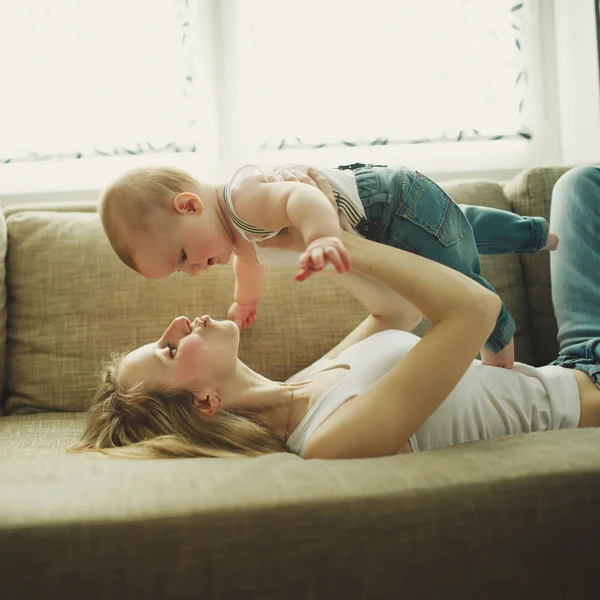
[305,233,502,460]
[260,224,423,359]
[319,268,422,360]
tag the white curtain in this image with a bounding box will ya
[0,0,529,163]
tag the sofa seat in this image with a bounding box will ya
[2,413,600,598]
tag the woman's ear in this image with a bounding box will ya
[173,192,203,215]
[192,393,220,417]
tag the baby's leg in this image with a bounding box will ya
[381,169,516,361]
[460,204,555,255]
[467,272,516,368]
[549,166,600,384]
[542,232,559,251]
[480,338,514,369]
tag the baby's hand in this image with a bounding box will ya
[480,338,515,369]
[227,301,258,330]
[296,236,352,282]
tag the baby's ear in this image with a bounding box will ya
[173,192,203,215]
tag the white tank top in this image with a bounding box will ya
[285,330,581,457]
[222,163,365,266]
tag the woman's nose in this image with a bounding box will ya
[163,316,192,339]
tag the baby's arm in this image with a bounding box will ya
[322,268,423,330]
[227,253,269,330]
[232,175,351,279]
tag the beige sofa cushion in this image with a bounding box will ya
[1,412,600,599]
[5,177,533,413]
[4,211,365,414]
[0,412,84,455]
[504,167,571,365]
[416,179,533,364]
[3,200,97,217]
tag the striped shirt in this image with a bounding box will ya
[222,163,366,266]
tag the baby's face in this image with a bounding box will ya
[133,211,234,279]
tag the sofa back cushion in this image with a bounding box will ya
[4,211,367,413]
[4,178,532,414]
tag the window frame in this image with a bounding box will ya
[0,0,594,206]
[216,0,562,177]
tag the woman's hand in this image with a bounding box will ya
[278,167,337,209]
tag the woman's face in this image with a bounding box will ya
[118,315,240,392]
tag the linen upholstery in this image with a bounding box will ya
[4,211,364,413]
[1,413,599,599]
[3,199,98,217]
[4,180,532,414]
[0,412,84,455]
[504,167,570,365]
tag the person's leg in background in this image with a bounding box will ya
[549,165,600,384]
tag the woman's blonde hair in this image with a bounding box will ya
[70,353,287,459]
[98,166,202,272]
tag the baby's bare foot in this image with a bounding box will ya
[542,232,559,251]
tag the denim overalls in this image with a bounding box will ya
[343,165,548,353]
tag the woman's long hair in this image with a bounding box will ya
[69,353,287,459]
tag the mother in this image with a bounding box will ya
[72,166,600,459]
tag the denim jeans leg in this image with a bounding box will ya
[460,204,549,255]
[384,167,515,353]
[428,237,516,353]
[548,166,600,382]
[463,261,516,353]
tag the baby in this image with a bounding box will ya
[99,162,558,369]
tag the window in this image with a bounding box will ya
[234,0,530,151]
[0,0,196,163]
[222,0,562,178]
[1,0,598,200]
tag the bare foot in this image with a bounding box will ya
[480,339,515,369]
[541,232,559,251]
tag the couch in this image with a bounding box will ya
[1,166,599,599]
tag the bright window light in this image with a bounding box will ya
[234,0,530,151]
[0,0,195,163]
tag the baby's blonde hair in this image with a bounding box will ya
[99,166,201,272]
[70,352,287,459]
